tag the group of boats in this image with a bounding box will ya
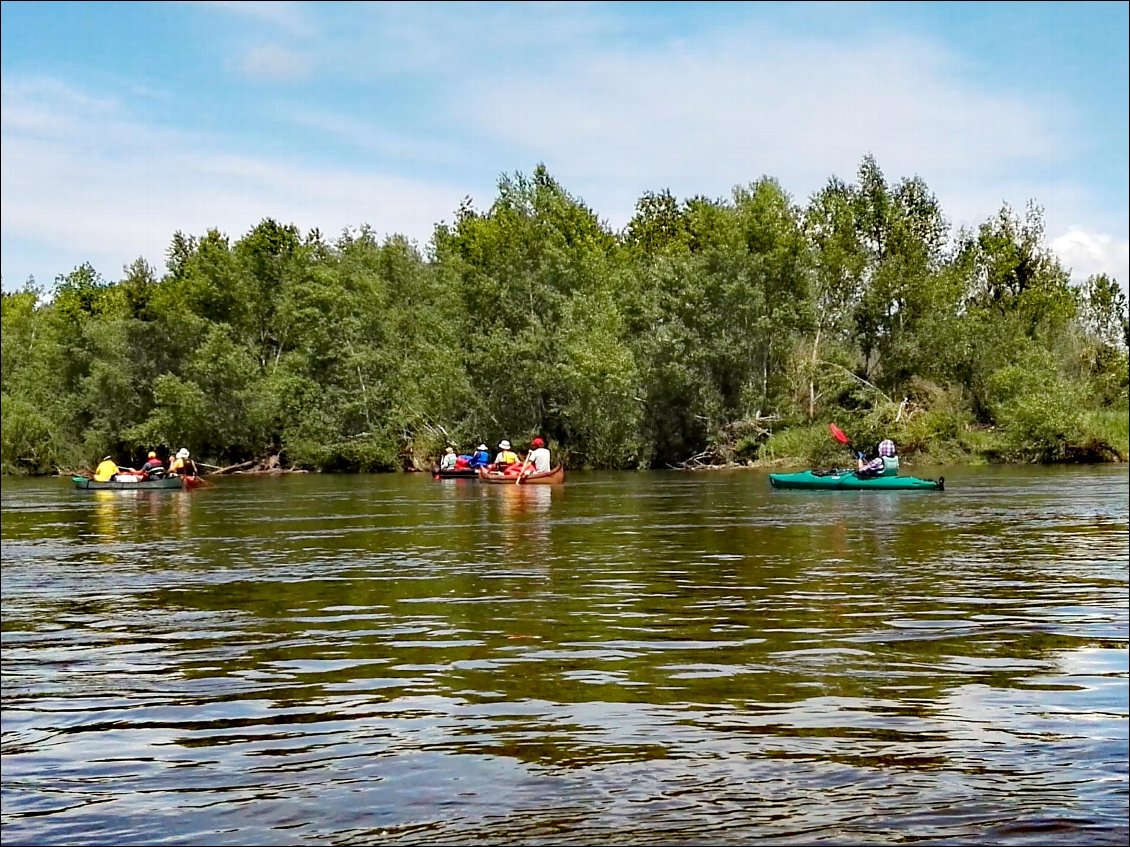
[74,460,941,493]
[437,465,941,490]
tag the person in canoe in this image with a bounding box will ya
[140,451,166,479]
[93,455,120,482]
[439,446,458,470]
[470,443,491,468]
[168,447,198,478]
[519,437,551,477]
[493,439,519,472]
[857,438,899,478]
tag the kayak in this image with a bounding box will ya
[477,465,565,485]
[72,475,200,491]
[769,469,944,491]
[432,466,480,479]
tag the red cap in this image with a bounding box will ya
[532,437,544,448]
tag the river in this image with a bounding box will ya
[2,465,1127,845]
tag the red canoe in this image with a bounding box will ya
[477,465,565,485]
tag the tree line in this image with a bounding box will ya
[3,156,1127,475]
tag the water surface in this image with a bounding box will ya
[2,465,1127,844]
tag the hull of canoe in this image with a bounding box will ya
[477,465,565,485]
[72,475,196,490]
[432,466,481,479]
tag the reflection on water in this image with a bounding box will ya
[1,466,1127,845]
[86,489,195,544]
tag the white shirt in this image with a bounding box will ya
[527,446,551,473]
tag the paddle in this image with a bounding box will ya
[829,423,855,457]
[829,422,864,473]
[515,451,531,485]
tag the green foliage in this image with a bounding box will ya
[3,158,1125,474]
[984,349,1085,461]
[132,372,212,456]
[553,287,645,468]
[1,393,65,474]
[897,383,971,447]
[1078,409,1129,461]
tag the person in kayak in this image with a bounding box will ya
[858,439,899,477]
[877,439,899,475]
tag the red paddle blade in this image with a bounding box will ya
[829,423,850,444]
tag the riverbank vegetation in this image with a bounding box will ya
[3,156,1127,475]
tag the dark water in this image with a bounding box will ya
[2,465,1127,845]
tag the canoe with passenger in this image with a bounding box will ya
[477,464,565,485]
[73,448,204,490]
[433,444,492,479]
[475,436,563,484]
[72,474,201,491]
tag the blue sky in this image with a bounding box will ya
[2,1,1127,295]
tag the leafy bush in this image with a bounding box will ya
[1,393,68,474]
[986,356,1085,461]
[1074,409,1129,461]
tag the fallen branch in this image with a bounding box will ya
[815,360,895,406]
[214,459,257,475]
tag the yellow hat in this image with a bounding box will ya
[148,451,157,458]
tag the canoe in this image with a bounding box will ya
[769,470,944,491]
[432,466,480,479]
[72,475,199,491]
[477,465,565,485]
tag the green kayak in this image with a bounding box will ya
[769,470,944,491]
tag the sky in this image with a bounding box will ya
[2,1,1127,296]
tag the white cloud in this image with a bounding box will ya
[277,108,463,165]
[1,13,1125,299]
[463,32,1069,224]
[0,78,460,285]
[1051,228,1130,288]
[234,43,313,82]
[192,0,314,37]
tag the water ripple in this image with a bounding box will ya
[2,467,1126,845]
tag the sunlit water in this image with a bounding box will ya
[2,465,1127,845]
